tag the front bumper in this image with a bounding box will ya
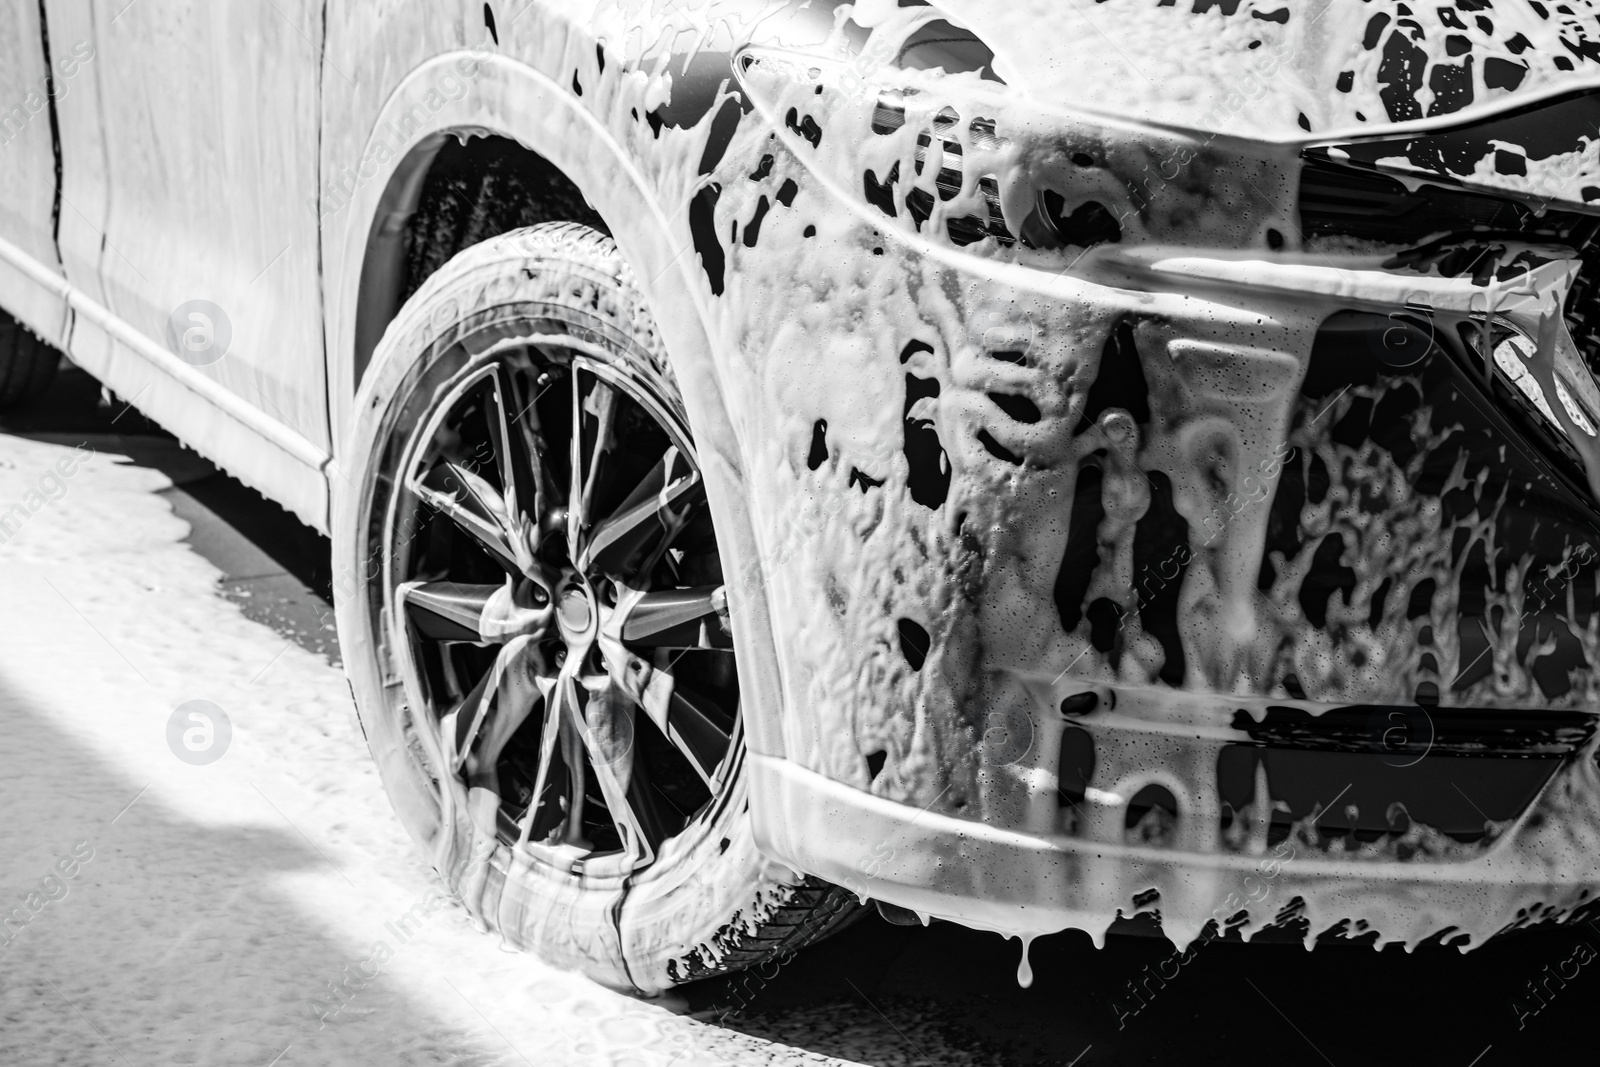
[697,46,1600,947]
[752,733,1600,951]
[719,221,1600,947]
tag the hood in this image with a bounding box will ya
[929,0,1600,142]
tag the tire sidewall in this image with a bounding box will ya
[332,224,787,992]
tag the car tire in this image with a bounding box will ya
[0,313,59,411]
[334,221,859,993]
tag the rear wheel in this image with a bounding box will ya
[0,312,59,410]
[335,222,858,992]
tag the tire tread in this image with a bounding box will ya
[0,315,59,411]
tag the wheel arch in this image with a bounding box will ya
[323,51,790,761]
[324,52,676,442]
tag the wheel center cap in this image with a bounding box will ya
[558,587,593,635]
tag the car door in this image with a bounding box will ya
[79,0,330,460]
[0,1,84,343]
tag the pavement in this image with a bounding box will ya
[0,364,1595,1067]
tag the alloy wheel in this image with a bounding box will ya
[386,340,739,878]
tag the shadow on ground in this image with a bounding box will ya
[0,670,510,1066]
[1,363,338,662]
[675,902,1600,1066]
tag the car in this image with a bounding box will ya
[6,0,1600,996]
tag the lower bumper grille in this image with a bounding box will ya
[1219,705,1593,848]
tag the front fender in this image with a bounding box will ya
[320,15,795,759]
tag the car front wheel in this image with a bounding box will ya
[334,222,858,992]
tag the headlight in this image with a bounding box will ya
[888,17,1004,83]
[735,6,1019,250]
[734,8,1294,262]
[1468,317,1600,450]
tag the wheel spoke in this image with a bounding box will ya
[568,367,619,563]
[460,638,544,787]
[442,661,496,769]
[515,673,570,848]
[623,756,675,857]
[516,367,571,555]
[616,585,731,649]
[574,674,659,865]
[401,581,501,642]
[483,577,557,643]
[598,642,674,719]
[412,460,519,573]
[557,675,591,848]
[402,577,556,645]
[664,687,734,788]
[583,446,705,573]
[447,636,544,775]
[484,365,545,558]
[599,645,730,790]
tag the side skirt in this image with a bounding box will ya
[0,230,331,533]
